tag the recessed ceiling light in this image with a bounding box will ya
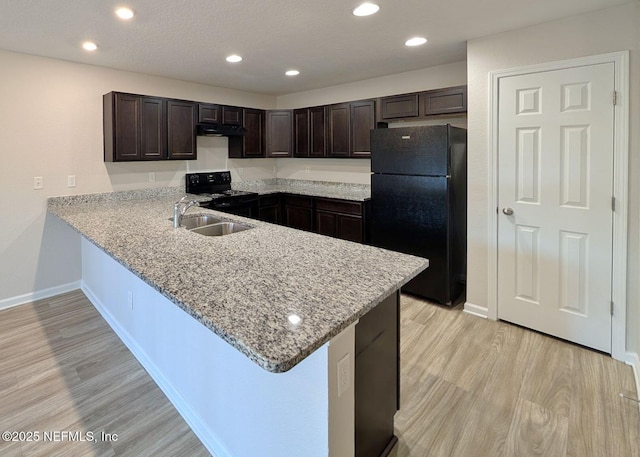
[82,41,98,51]
[353,2,380,16]
[115,7,135,20]
[285,70,300,76]
[405,36,428,47]
[226,54,243,63]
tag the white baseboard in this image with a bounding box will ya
[0,281,81,311]
[624,351,640,412]
[81,281,230,457]
[463,301,488,319]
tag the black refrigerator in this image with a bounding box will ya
[370,125,467,305]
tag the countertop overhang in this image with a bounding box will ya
[47,187,427,373]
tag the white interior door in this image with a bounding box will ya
[497,63,615,352]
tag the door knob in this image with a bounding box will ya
[502,207,514,216]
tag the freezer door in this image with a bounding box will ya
[371,126,449,176]
[370,174,449,303]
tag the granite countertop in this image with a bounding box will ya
[47,187,426,373]
[232,178,371,201]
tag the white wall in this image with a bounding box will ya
[274,61,467,184]
[0,50,276,306]
[466,3,640,353]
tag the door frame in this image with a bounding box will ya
[486,51,629,361]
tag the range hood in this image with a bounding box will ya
[196,123,246,137]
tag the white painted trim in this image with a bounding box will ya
[624,351,640,412]
[82,281,232,457]
[0,281,82,311]
[463,301,488,319]
[487,51,630,360]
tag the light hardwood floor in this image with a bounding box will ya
[1,290,638,456]
[0,290,209,457]
[393,294,640,457]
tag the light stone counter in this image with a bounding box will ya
[233,178,371,201]
[47,186,426,373]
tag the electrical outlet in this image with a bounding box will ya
[148,172,156,182]
[34,176,43,190]
[127,291,133,310]
[337,353,351,398]
[67,175,76,187]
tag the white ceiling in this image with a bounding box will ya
[0,0,631,95]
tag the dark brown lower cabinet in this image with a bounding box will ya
[315,198,364,243]
[258,194,282,224]
[355,291,400,457]
[283,195,314,231]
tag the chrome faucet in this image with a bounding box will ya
[173,196,200,228]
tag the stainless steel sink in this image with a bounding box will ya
[189,222,252,237]
[171,214,225,229]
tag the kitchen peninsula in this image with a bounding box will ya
[47,187,428,457]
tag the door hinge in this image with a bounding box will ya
[611,301,614,316]
[613,91,617,105]
[612,196,616,212]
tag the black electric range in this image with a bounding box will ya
[185,171,259,218]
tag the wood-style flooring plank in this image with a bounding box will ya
[396,294,640,457]
[504,397,568,457]
[0,290,209,457]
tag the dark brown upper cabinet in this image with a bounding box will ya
[228,108,265,158]
[166,100,197,160]
[294,107,326,158]
[378,86,467,121]
[309,106,327,158]
[327,100,375,158]
[105,92,196,162]
[198,103,221,124]
[293,108,310,157]
[266,110,293,157]
[222,106,243,126]
[379,93,419,120]
[327,103,350,158]
[421,85,467,116]
[350,100,375,158]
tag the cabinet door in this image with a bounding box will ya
[140,97,165,160]
[266,110,293,157]
[350,100,375,158]
[293,108,310,157]
[222,106,243,125]
[113,93,141,161]
[421,86,467,116]
[316,210,337,238]
[355,292,399,457]
[283,195,314,231]
[167,100,196,160]
[327,103,350,157]
[258,194,282,224]
[243,108,266,158]
[337,214,363,243]
[198,103,220,124]
[309,106,327,158]
[285,206,314,231]
[380,94,419,120]
[258,205,281,224]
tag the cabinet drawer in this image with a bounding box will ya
[284,195,313,208]
[315,198,362,216]
[259,194,282,207]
